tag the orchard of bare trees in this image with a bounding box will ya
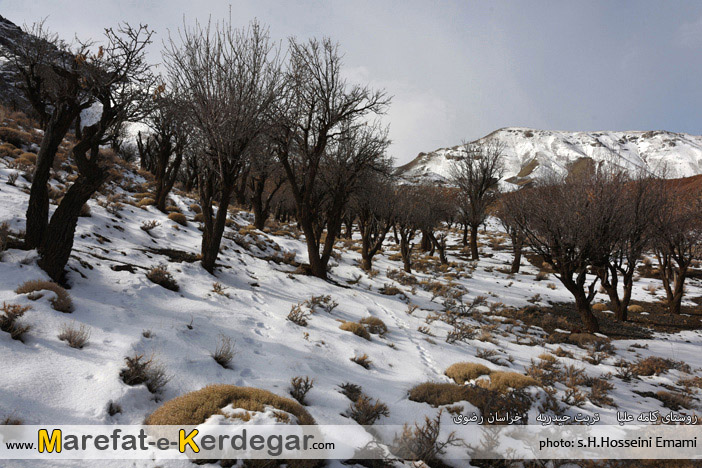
[3,17,700,336]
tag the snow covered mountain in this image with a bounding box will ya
[396,127,702,186]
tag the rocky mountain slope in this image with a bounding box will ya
[397,127,702,186]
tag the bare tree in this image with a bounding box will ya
[502,170,626,333]
[593,173,664,321]
[136,89,190,212]
[495,197,525,274]
[275,38,390,279]
[38,24,156,281]
[394,185,435,273]
[451,139,504,260]
[246,135,287,230]
[1,21,96,249]
[421,186,456,265]
[652,180,702,315]
[351,169,396,271]
[164,19,282,273]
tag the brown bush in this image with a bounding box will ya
[351,353,372,369]
[145,384,316,425]
[628,304,645,313]
[445,362,491,384]
[359,316,387,336]
[588,378,615,407]
[120,353,170,394]
[16,280,74,312]
[290,376,314,405]
[193,213,205,223]
[0,302,31,341]
[656,390,692,411]
[338,382,363,402]
[408,382,531,421]
[0,127,31,147]
[189,203,202,213]
[340,321,371,340]
[167,212,187,226]
[591,303,609,312]
[287,304,310,326]
[632,356,689,377]
[146,266,179,292]
[345,395,389,425]
[391,411,461,465]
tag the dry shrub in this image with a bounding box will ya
[548,332,611,351]
[408,382,531,422]
[1,416,22,425]
[189,203,202,213]
[0,127,31,147]
[535,271,549,281]
[632,356,689,377]
[592,303,609,312]
[58,322,90,349]
[287,304,310,326]
[338,382,363,402]
[211,282,229,297]
[340,321,371,340]
[304,294,338,313]
[0,302,31,341]
[351,353,372,369]
[656,390,692,411]
[211,335,235,369]
[391,411,461,465]
[359,316,387,336]
[290,376,314,405]
[140,220,160,233]
[628,304,644,313]
[146,266,179,292]
[144,384,315,425]
[526,355,563,386]
[165,205,180,213]
[445,362,491,384]
[346,395,389,425]
[379,284,403,296]
[588,377,615,407]
[16,280,74,312]
[119,353,170,394]
[167,212,187,226]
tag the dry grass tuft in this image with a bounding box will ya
[482,372,539,394]
[144,384,316,425]
[16,280,73,313]
[445,362,491,384]
[211,335,235,369]
[167,212,187,226]
[340,321,371,340]
[58,322,90,349]
[359,316,387,336]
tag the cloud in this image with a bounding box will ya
[676,16,702,47]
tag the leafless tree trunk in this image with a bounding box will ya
[1,21,95,249]
[451,139,504,260]
[274,38,390,279]
[38,24,155,281]
[164,19,282,273]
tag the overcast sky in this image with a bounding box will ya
[3,0,702,164]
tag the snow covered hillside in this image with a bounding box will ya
[396,127,702,186]
[1,117,702,468]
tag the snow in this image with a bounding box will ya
[79,102,103,129]
[398,127,702,186]
[0,157,701,467]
